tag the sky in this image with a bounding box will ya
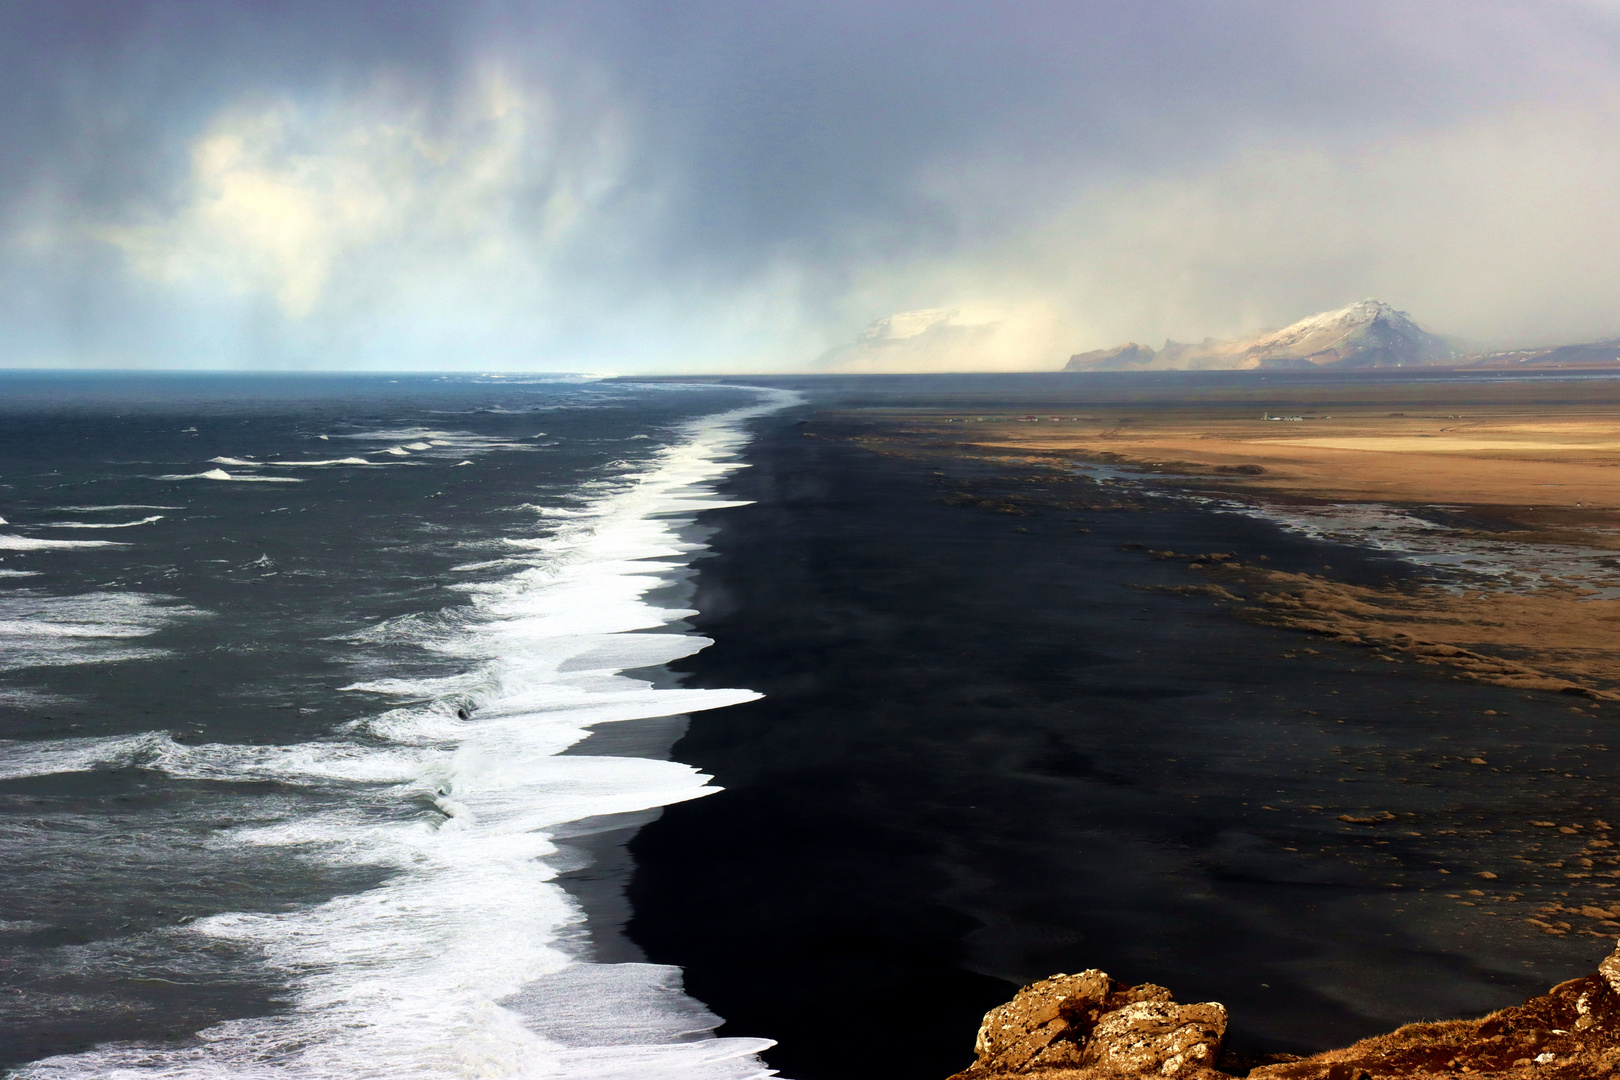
[3,0,1620,373]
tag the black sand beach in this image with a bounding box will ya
[625,405,1620,1080]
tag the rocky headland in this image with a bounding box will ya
[950,944,1620,1078]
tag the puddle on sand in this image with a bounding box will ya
[1067,464,1620,596]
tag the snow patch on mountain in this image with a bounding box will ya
[1065,300,1454,371]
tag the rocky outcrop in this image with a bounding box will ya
[950,941,1620,1078]
[949,970,1229,1079]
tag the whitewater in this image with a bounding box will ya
[0,377,795,1079]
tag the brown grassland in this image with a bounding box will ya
[844,378,1620,701]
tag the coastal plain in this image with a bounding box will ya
[894,380,1620,521]
[847,379,1620,698]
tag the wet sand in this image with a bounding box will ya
[839,382,1620,697]
[624,401,1620,1080]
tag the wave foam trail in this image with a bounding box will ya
[14,388,800,1080]
[266,457,375,466]
[0,534,125,550]
[0,591,203,673]
[55,505,181,512]
[157,468,304,483]
[36,515,164,529]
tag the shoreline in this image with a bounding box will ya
[625,405,1620,1079]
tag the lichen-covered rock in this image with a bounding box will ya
[947,941,1620,1078]
[974,970,1114,1070]
[948,971,1226,1079]
[1601,941,1620,997]
[1080,999,1228,1077]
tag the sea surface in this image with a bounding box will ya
[0,372,788,1079]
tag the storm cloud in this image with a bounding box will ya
[4,1,1619,371]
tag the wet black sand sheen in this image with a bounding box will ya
[626,410,1620,1080]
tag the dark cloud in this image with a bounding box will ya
[3,1,1618,369]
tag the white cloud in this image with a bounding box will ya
[9,8,1620,373]
[92,66,628,330]
[817,304,1072,372]
[890,97,1620,361]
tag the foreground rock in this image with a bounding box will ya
[948,970,1228,1079]
[950,942,1620,1078]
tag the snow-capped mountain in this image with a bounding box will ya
[1064,300,1454,371]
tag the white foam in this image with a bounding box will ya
[209,456,258,465]
[0,534,125,550]
[158,469,304,483]
[55,505,181,512]
[336,426,539,457]
[0,591,205,672]
[450,559,514,572]
[12,387,801,1080]
[0,731,178,781]
[35,516,164,529]
[265,457,376,466]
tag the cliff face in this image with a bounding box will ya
[1064,301,1453,372]
[948,943,1620,1078]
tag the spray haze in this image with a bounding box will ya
[3,1,1619,371]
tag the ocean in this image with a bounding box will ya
[0,372,790,1079]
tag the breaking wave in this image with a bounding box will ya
[11,388,799,1080]
[157,469,304,483]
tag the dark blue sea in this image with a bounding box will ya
[0,372,790,1079]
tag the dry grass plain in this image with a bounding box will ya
[971,407,1620,521]
[848,380,1620,698]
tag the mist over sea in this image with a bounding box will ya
[0,373,787,1079]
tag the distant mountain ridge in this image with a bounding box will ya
[1461,340,1620,369]
[1065,300,1454,371]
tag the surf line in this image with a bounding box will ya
[11,386,800,1080]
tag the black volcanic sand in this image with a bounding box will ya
[625,408,1620,1080]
